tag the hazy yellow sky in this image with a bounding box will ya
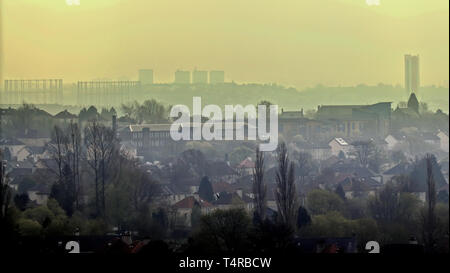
[2,0,449,88]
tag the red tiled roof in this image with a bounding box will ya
[237,158,255,169]
[172,196,213,209]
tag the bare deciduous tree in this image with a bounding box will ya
[50,123,82,211]
[68,122,82,209]
[297,151,313,188]
[85,121,118,217]
[351,140,373,167]
[51,125,66,179]
[275,142,298,230]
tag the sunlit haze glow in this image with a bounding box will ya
[2,0,449,88]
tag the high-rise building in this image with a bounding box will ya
[174,70,191,84]
[192,70,208,84]
[139,69,154,85]
[209,71,225,84]
[404,54,420,94]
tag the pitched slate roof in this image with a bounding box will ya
[213,192,245,206]
[339,177,382,192]
[26,146,47,155]
[383,162,413,175]
[0,138,25,146]
[331,162,377,177]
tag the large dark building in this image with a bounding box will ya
[279,102,392,141]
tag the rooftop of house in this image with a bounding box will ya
[339,177,382,192]
[212,181,234,193]
[35,158,59,170]
[28,183,51,194]
[0,138,25,146]
[383,162,413,175]
[7,160,34,170]
[330,137,349,146]
[172,196,212,209]
[17,137,51,147]
[127,124,172,132]
[237,157,255,169]
[213,191,245,206]
[26,146,47,155]
[345,137,388,145]
[331,161,378,177]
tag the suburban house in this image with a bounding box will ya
[331,161,383,184]
[27,184,51,205]
[172,196,213,227]
[328,138,352,157]
[236,157,255,176]
[385,133,407,150]
[296,140,332,161]
[17,137,51,148]
[337,177,380,199]
[213,191,253,211]
[0,138,29,162]
[26,146,51,162]
[382,162,413,183]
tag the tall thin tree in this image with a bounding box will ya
[275,142,298,230]
[85,121,101,216]
[252,147,267,222]
[422,154,437,253]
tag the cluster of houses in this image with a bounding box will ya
[1,100,449,231]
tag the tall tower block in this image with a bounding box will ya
[404,54,420,95]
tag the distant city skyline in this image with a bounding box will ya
[1,0,448,89]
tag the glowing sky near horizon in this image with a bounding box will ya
[2,0,449,88]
